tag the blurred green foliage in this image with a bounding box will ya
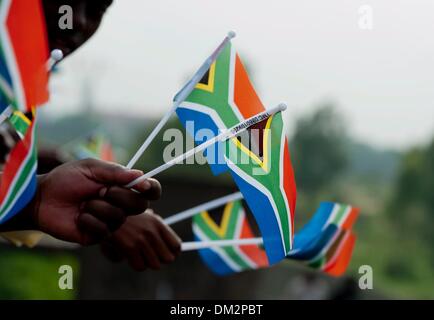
[0,248,78,299]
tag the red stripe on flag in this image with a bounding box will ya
[6,0,49,109]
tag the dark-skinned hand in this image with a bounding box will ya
[100,209,181,271]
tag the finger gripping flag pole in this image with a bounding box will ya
[125,103,287,188]
[181,237,263,251]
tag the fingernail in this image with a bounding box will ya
[130,169,144,176]
[141,179,151,190]
[99,187,108,198]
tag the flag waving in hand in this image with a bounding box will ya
[224,112,296,264]
[0,0,50,113]
[193,200,269,275]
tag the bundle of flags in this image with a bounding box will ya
[153,33,360,277]
[0,0,50,224]
[0,0,49,113]
[193,200,358,276]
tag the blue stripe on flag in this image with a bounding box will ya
[176,107,228,176]
[229,168,285,265]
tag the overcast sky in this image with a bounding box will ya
[47,0,434,150]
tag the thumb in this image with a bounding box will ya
[81,159,143,186]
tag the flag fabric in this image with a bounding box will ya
[176,40,265,175]
[194,200,359,276]
[72,133,115,162]
[174,38,296,265]
[192,200,268,275]
[0,0,50,113]
[224,112,296,264]
[289,202,358,255]
[0,0,49,225]
[288,203,359,276]
[0,110,37,223]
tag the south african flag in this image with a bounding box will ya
[72,133,115,162]
[0,109,37,223]
[175,38,296,265]
[288,202,359,276]
[193,200,268,275]
[0,0,49,113]
[194,200,359,277]
[225,112,295,264]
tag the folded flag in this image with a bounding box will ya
[72,133,115,162]
[0,109,37,223]
[0,0,50,113]
[194,200,358,276]
[288,203,359,276]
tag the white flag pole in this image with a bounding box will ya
[126,31,236,169]
[181,237,263,251]
[164,191,243,225]
[125,103,287,188]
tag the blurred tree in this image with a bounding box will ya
[290,104,349,194]
[391,138,434,218]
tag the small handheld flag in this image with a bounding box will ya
[190,200,358,276]
[126,32,236,169]
[0,109,37,223]
[72,133,115,162]
[125,104,286,188]
[0,0,50,113]
[192,200,268,275]
[167,34,297,265]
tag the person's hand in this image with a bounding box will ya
[31,159,161,245]
[100,209,181,271]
